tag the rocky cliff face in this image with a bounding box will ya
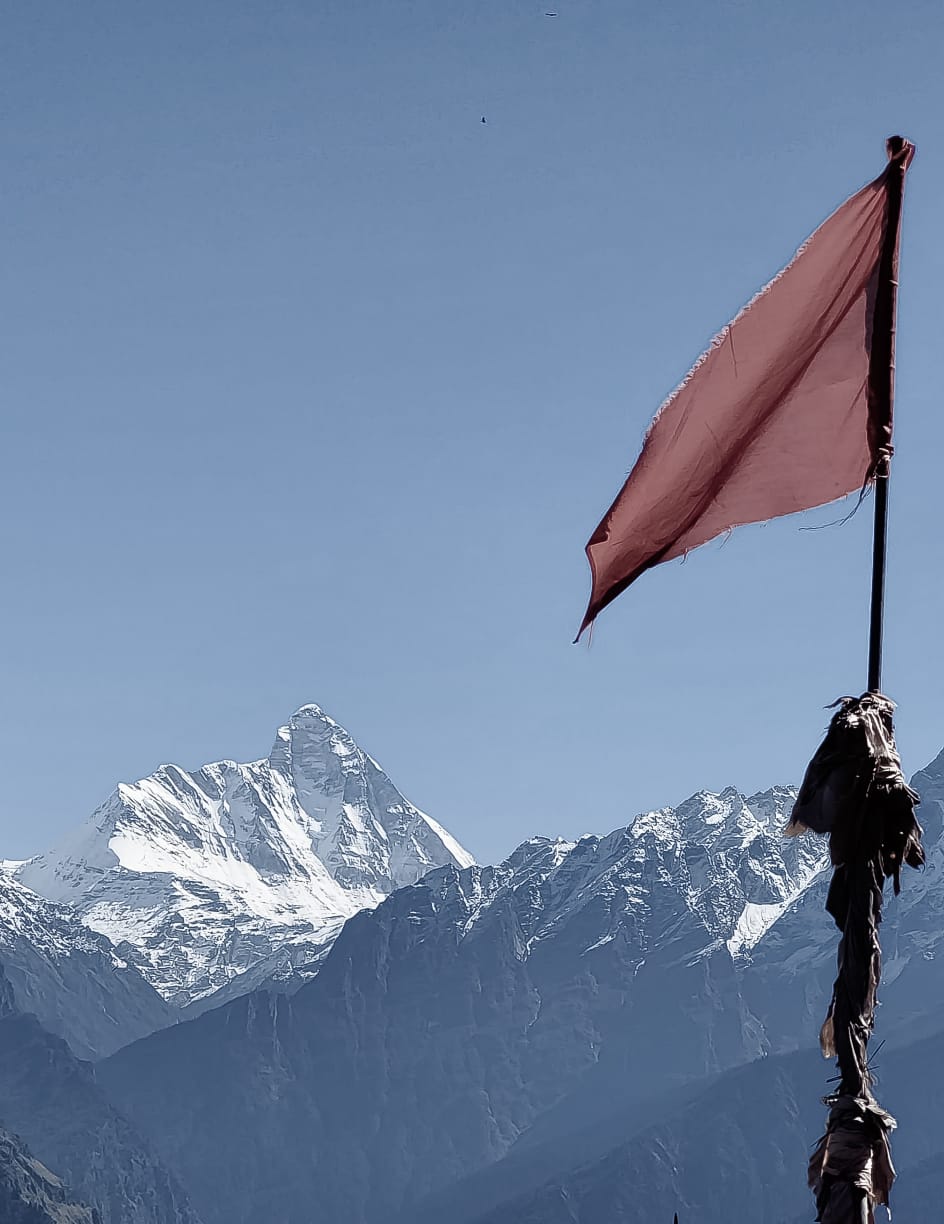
[18,704,472,1009]
[0,1129,98,1224]
[0,967,202,1224]
[98,783,829,1224]
[431,751,944,1224]
[464,1015,944,1224]
[744,744,944,1058]
[0,871,176,1060]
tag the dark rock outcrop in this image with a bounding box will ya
[0,872,177,1060]
[0,1128,97,1224]
[0,967,202,1224]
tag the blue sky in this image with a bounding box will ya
[3,0,943,864]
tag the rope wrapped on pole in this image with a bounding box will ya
[785,693,924,1221]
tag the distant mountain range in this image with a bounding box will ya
[2,702,942,1223]
[94,779,834,1224]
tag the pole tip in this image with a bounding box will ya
[886,135,915,166]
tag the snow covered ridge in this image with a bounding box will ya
[0,869,175,1059]
[16,704,474,1009]
[0,869,131,964]
[405,783,828,969]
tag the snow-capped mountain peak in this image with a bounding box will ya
[267,703,472,889]
[17,704,473,1008]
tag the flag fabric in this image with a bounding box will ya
[578,141,914,639]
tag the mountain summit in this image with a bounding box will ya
[18,704,473,1008]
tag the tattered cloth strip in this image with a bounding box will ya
[785,692,924,1223]
[787,692,923,897]
[809,1095,896,1224]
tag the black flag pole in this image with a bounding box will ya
[572,132,919,1224]
[867,474,889,693]
[866,134,908,695]
[789,137,923,1224]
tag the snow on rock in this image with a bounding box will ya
[382,782,825,981]
[0,871,175,1059]
[97,777,834,1224]
[17,704,473,1008]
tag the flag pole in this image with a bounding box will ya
[867,476,888,693]
[866,135,908,694]
[803,136,919,1224]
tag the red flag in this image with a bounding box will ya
[579,140,914,639]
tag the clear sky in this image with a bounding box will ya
[3,0,943,865]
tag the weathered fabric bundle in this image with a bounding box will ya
[787,692,923,897]
[786,692,923,1222]
[808,1095,896,1224]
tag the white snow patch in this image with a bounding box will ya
[727,901,791,958]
